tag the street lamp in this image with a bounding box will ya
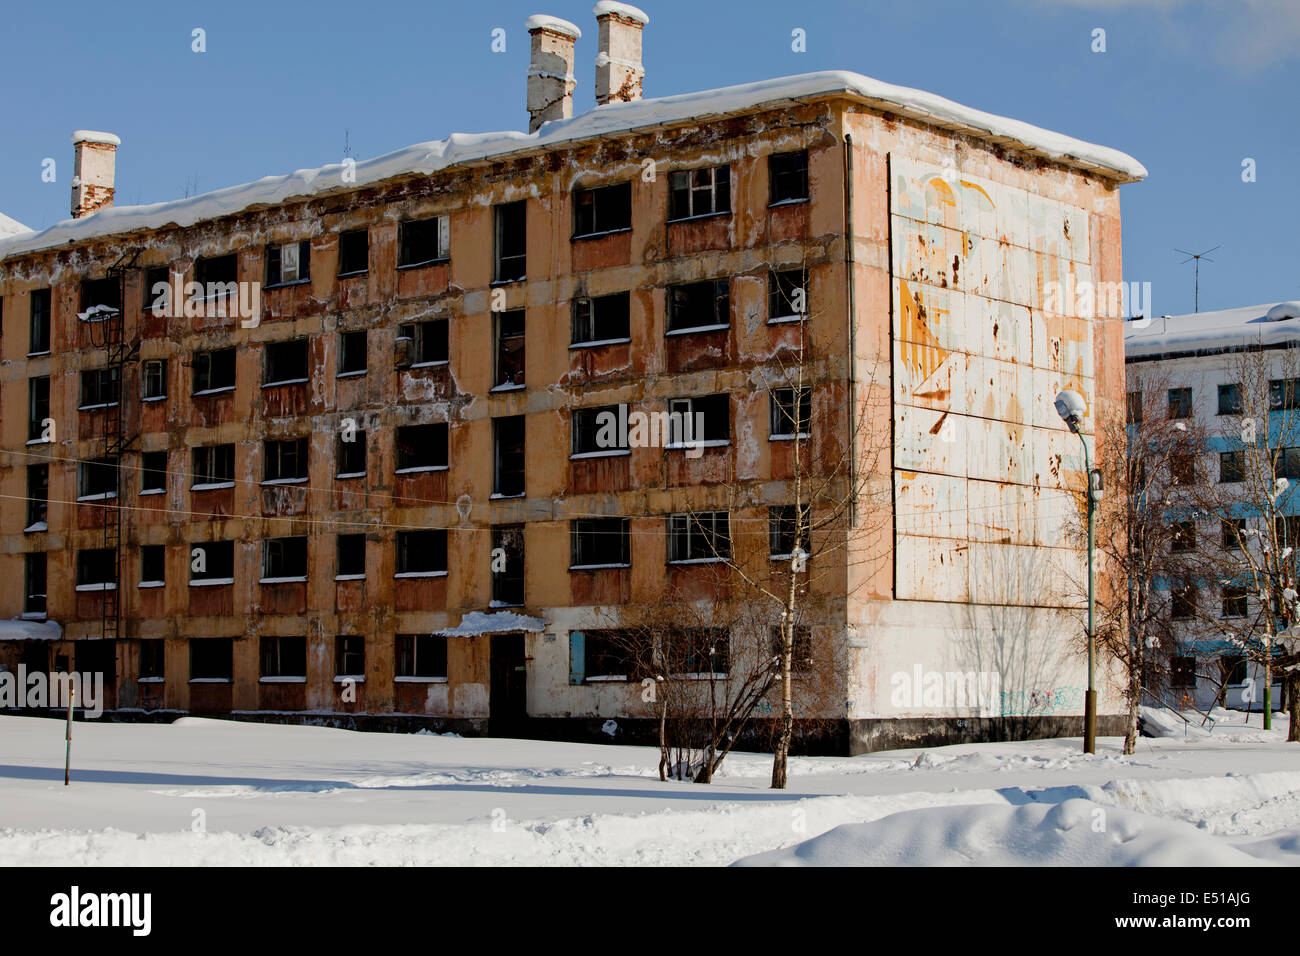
[1055,389,1102,754]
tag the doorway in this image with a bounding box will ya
[489,632,527,735]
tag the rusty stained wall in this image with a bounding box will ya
[838,104,1129,720]
[0,101,858,722]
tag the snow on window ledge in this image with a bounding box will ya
[139,488,165,496]
[394,465,448,475]
[569,449,631,460]
[259,676,306,684]
[75,582,116,592]
[136,677,165,684]
[333,675,365,684]
[336,369,367,379]
[394,676,448,683]
[138,580,165,589]
[259,576,307,585]
[261,477,309,486]
[262,378,310,389]
[189,577,234,588]
[23,521,47,534]
[192,386,235,397]
[191,481,235,492]
[569,337,631,350]
[665,323,729,337]
[188,678,232,684]
[76,492,118,503]
[394,570,448,579]
[334,573,366,582]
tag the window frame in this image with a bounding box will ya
[569,517,630,570]
[262,437,309,484]
[261,536,308,583]
[666,279,729,335]
[667,165,731,222]
[337,229,370,278]
[572,181,633,239]
[667,511,731,564]
[395,529,448,578]
[768,150,810,205]
[570,292,631,347]
[397,216,450,270]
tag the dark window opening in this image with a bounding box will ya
[398,217,449,268]
[573,182,632,238]
[143,267,170,313]
[339,330,367,375]
[26,465,48,528]
[1167,387,1192,419]
[1170,588,1197,620]
[80,277,121,315]
[265,240,311,286]
[771,387,812,438]
[667,279,729,332]
[24,553,47,615]
[1126,391,1143,425]
[1218,383,1243,416]
[1171,520,1196,552]
[28,377,50,442]
[396,530,447,575]
[495,309,525,388]
[395,423,448,472]
[79,456,119,499]
[1275,447,1300,480]
[335,635,365,678]
[494,201,527,283]
[141,451,167,494]
[79,367,120,408]
[263,339,309,386]
[492,524,525,606]
[668,165,730,221]
[1277,515,1300,549]
[668,627,730,677]
[190,638,233,681]
[668,511,731,563]
[194,254,238,288]
[571,405,628,455]
[582,630,637,681]
[139,639,164,679]
[77,548,117,588]
[336,534,366,578]
[1221,518,1246,550]
[337,431,367,477]
[396,634,447,678]
[571,292,631,345]
[769,504,811,557]
[493,416,525,497]
[141,545,165,585]
[189,540,235,583]
[262,536,308,580]
[1271,378,1300,411]
[769,269,808,320]
[667,393,730,445]
[770,625,813,673]
[264,438,308,482]
[193,348,236,393]
[396,319,448,367]
[29,289,51,354]
[142,359,167,400]
[1220,451,1245,483]
[570,517,629,568]
[1170,454,1196,486]
[1222,587,1248,618]
[769,150,809,204]
[337,230,370,277]
[192,444,235,486]
[1171,655,1197,687]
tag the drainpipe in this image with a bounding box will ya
[843,133,857,527]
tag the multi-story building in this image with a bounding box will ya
[1125,301,1300,715]
[0,6,1143,751]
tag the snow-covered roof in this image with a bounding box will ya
[0,212,31,239]
[436,611,547,637]
[594,2,648,23]
[0,618,62,641]
[525,14,581,37]
[71,130,121,147]
[1125,302,1300,361]
[0,69,1145,263]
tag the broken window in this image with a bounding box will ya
[78,457,119,499]
[189,540,235,584]
[264,437,309,482]
[26,464,47,528]
[80,277,121,315]
[668,165,730,221]
[396,319,448,367]
[190,638,233,680]
[194,253,238,289]
[769,150,809,204]
[79,367,120,408]
[395,530,447,576]
[192,444,235,487]
[263,339,309,386]
[667,279,729,333]
[573,182,632,238]
[398,216,450,268]
[139,639,164,679]
[337,430,367,477]
[141,545,165,586]
[667,511,730,563]
[29,289,51,354]
[666,394,729,445]
[335,634,365,678]
[1167,387,1192,419]
[336,534,366,579]
[769,268,808,321]
[193,348,236,393]
[28,377,49,442]
[770,386,812,438]
[571,405,627,456]
[265,240,311,286]
[396,634,447,679]
[492,524,525,606]
[395,423,447,472]
[143,267,170,313]
[570,517,630,568]
[76,548,117,588]
[142,359,167,400]
[1217,383,1242,416]
[494,309,526,388]
[24,553,47,615]
[141,451,167,494]
[769,504,810,558]
[494,200,527,282]
[337,229,369,277]
[571,291,630,345]
[339,330,367,376]
[262,536,308,581]
[493,416,526,497]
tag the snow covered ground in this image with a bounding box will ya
[1,708,1298,866]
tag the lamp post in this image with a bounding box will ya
[1056,390,1100,754]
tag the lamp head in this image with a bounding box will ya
[1054,389,1087,432]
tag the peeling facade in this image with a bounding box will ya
[0,10,1140,751]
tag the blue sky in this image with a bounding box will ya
[1,0,1294,316]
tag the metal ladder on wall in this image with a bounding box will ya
[86,255,140,642]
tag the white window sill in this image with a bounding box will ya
[666,440,729,450]
[767,314,808,325]
[667,210,731,224]
[263,378,309,389]
[334,573,366,582]
[334,675,365,683]
[570,449,631,460]
[190,578,234,588]
[261,477,309,486]
[192,482,235,491]
[665,323,729,337]
[26,438,51,446]
[672,672,730,681]
[394,571,448,579]
[138,581,165,589]
[570,563,631,571]
[27,351,51,358]
[668,557,728,566]
[335,472,366,480]
[20,612,48,621]
[396,257,450,271]
[78,402,121,412]
[337,269,369,279]
[408,360,449,369]
[192,386,235,397]
[490,382,527,393]
[770,433,810,441]
[263,279,311,291]
[489,492,525,500]
[569,337,631,350]
[77,492,118,502]
[188,678,232,684]
[259,676,306,684]
[394,676,448,683]
[394,465,448,475]
[572,227,633,241]
[140,488,165,496]
[336,369,367,379]
[260,576,307,585]
[23,522,48,533]
[137,677,165,684]
[585,675,628,683]
[141,396,168,403]
[75,583,117,592]
[768,197,809,208]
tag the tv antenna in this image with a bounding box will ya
[1174,245,1219,313]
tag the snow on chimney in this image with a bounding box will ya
[71,130,120,219]
[593,2,647,106]
[526,15,582,133]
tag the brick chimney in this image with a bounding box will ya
[593,2,647,105]
[70,130,120,219]
[526,15,582,133]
